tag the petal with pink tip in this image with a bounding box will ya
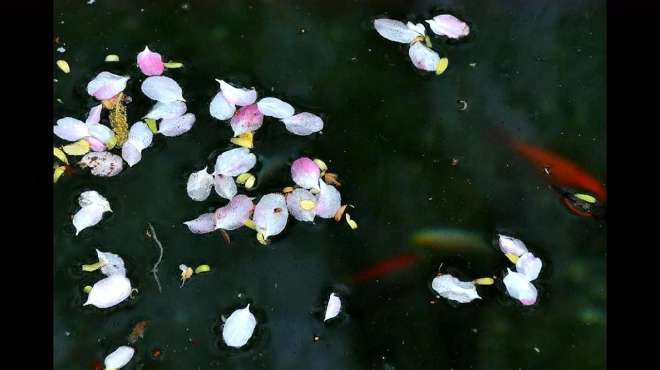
[141,76,184,102]
[257,97,295,119]
[218,80,257,106]
[137,46,165,76]
[127,121,153,151]
[186,167,214,201]
[215,195,254,230]
[158,113,195,136]
[426,14,470,39]
[214,174,237,200]
[85,136,107,152]
[315,180,341,219]
[85,104,103,125]
[408,42,440,72]
[516,252,542,281]
[86,72,129,100]
[497,235,529,257]
[145,100,187,120]
[184,213,217,234]
[286,188,316,222]
[253,193,288,238]
[291,157,320,190]
[213,148,257,177]
[54,117,89,141]
[503,268,538,306]
[209,91,236,120]
[230,104,264,136]
[373,18,420,44]
[281,112,324,136]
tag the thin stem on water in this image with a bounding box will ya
[147,223,164,293]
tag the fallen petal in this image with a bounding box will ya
[73,205,107,235]
[209,91,236,120]
[281,112,324,136]
[78,190,111,212]
[497,235,529,257]
[184,212,216,234]
[104,346,134,370]
[54,147,69,164]
[127,121,153,151]
[62,140,90,156]
[257,97,295,119]
[426,14,470,39]
[408,42,440,72]
[85,136,107,152]
[291,157,321,190]
[218,80,257,106]
[158,113,196,136]
[87,71,129,100]
[87,123,115,144]
[214,174,238,200]
[85,104,103,125]
[121,142,142,167]
[230,104,264,136]
[431,274,481,303]
[141,76,185,102]
[79,152,123,177]
[286,188,316,222]
[84,274,132,308]
[215,194,254,230]
[324,293,341,321]
[187,167,214,201]
[213,148,257,177]
[516,252,542,281]
[503,268,538,306]
[315,180,341,219]
[373,18,420,44]
[96,249,126,276]
[137,46,165,76]
[406,22,426,36]
[54,117,89,142]
[145,100,187,120]
[253,193,288,239]
[222,304,257,348]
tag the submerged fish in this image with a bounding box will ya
[411,228,492,253]
[351,253,418,283]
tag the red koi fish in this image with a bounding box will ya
[351,253,418,283]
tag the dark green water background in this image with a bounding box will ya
[53,0,606,369]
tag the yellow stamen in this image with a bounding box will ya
[244,175,256,189]
[82,260,106,272]
[575,193,597,204]
[195,265,211,274]
[474,277,495,286]
[243,219,257,230]
[256,232,269,246]
[230,132,254,148]
[300,200,316,210]
[105,54,120,62]
[56,60,70,73]
[436,58,449,75]
[83,285,93,294]
[313,158,328,172]
[505,253,519,264]
[346,213,358,230]
[236,173,252,184]
[164,61,184,69]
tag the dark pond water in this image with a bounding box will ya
[53,0,606,369]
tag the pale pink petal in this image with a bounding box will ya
[85,136,106,152]
[315,180,341,219]
[87,123,114,144]
[291,157,320,190]
[137,46,165,76]
[253,193,288,238]
[373,18,420,44]
[184,213,216,234]
[215,194,254,230]
[121,142,142,167]
[516,252,542,281]
[230,104,264,136]
[257,97,295,119]
[281,112,324,136]
[158,113,195,136]
[431,274,481,303]
[213,148,257,177]
[408,42,440,72]
[80,152,124,177]
[141,76,184,102]
[218,80,257,106]
[145,101,187,120]
[213,174,237,200]
[127,121,153,150]
[286,188,316,222]
[85,104,103,125]
[54,117,89,141]
[209,91,236,120]
[426,14,470,39]
[497,235,529,257]
[86,72,129,100]
[84,274,132,308]
[503,268,538,306]
[186,167,214,201]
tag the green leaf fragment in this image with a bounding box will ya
[145,118,158,133]
[195,265,211,274]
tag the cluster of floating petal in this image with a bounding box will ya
[186,148,257,202]
[73,191,112,235]
[222,304,257,348]
[209,79,323,138]
[82,249,133,309]
[104,345,134,370]
[286,157,343,222]
[498,235,543,305]
[373,14,469,74]
[141,75,196,138]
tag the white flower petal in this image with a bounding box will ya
[406,22,426,36]
[503,268,538,306]
[214,174,237,200]
[127,121,153,151]
[121,142,142,167]
[281,112,324,136]
[286,189,316,222]
[257,97,295,119]
[87,123,114,144]
[73,205,106,235]
[426,14,470,39]
[373,18,420,43]
[84,274,132,308]
[80,152,124,177]
[223,304,257,348]
[209,91,236,120]
[141,76,184,102]
[86,72,129,100]
[408,42,440,72]
[85,104,103,125]
[54,117,89,142]
[324,293,341,321]
[78,190,111,212]
[145,100,187,120]
[497,234,529,257]
[213,148,257,177]
[158,113,196,136]
[218,80,257,106]
[187,167,214,201]
[184,213,217,234]
[104,346,134,370]
[253,193,288,238]
[215,195,254,230]
[431,274,481,303]
[516,252,542,281]
[315,180,341,219]
[96,249,126,276]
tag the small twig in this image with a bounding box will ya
[147,223,164,293]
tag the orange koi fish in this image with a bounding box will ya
[351,253,418,283]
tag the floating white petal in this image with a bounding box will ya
[54,117,89,142]
[218,80,257,106]
[257,97,295,119]
[253,193,288,238]
[78,190,112,212]
[121,142,142,167]
[291,157,321,190]
[215,195,254,230]
[222,304,257,348]
[286,189,316,222]
[184,213,217,234]
[497,234,529,257]
[516,252,542,281]
[406,22,426,36]
[281,112,324,136]
[431,274,481,303]
[84,274,132,308]
[187,167,214,201]
[315,180,341,219]
[145,100,187,120]
[158,113,196,137]
[87,123,114,144]
[141,76,185,102]
[85,104,103,125]
[408,42,440,72]
[96,249,126,276]
[426,14,470,39]
[503,268,538,306]
[86,72,129,100]
[104,346,135,370]
[214,148,257,177]
[373,18,420,44]
[214,174,237,200]
[79,152,124,177]
[127,121,153,150]
[73,205,107,235]
[324,293,341,321]
[209,91,236,120]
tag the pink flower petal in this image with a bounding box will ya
[230,104,264,136]
[315,180,341,219]
[503,268,538,306]
[253,193,288,238]
[141,76,184,102]
[137,46,165,76]
[54,117,89,141]
[516,252,542,281]
[86,72,129,100]
[87,123,114,144]
[145,101,187,120]
[214,174,237,200]
[158,113,196,136]
[291,157,320,190]
[184,212,217,234]
[218,80,257,106]
[213,148,257,177]
[257,97,295,119]
[79,152,123,177]
[85,136,106,152]
[408,42,440,72]
[426,14,470,39]
[281,112,324,136]
[210,91,236,120]
[85,104,103,125]
[215,195,254,230]
[286,188,316,222]
[374,18,420,44]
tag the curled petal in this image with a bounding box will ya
[127,121,153,151]
[214,174,237,200]
[213,148,257,177]
[96,249,126,277]
[281,112,324,136]
[215,194,254,230]
[431,274,481,303]
[257,97,295,119]
[503,268,538,306]
[187,167,214,201]
[86,72,129,100]
[145,100,187,120]
[324,293,341,321]
[373,18,420,44]
[315,180,341,219]
[85,136,106,152]
[137,46,165,76]
[426,14,470,39]
[286,188,316,222]
[141,76,184,102]
[79,152,124,177]
[222,304,257,348]
[230,104,263,136]
[209,91,236,120]
[516,252,542,281]
[78,190,111,212]
[158,113,196,136]
[104,346,134,370]
[184,213,217,234]
[408,42,440,72]
[85,104,103,125]
[54,117,89,142]
[253,193,288,238]
[218,80,257,106]
[291,157,321,190]
[497,234,529,257]
[84,274,132,309]
[73,205,106,235]
[87,123,115,144]
[121,142,142,167]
